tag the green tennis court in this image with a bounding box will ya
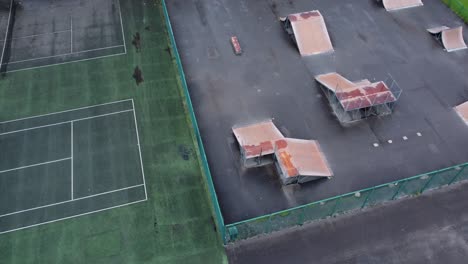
[0,0,126,72]
[0,0,226,262]
[0,99,146,234]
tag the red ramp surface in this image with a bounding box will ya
[315,72,397,111]
[232,120,284,160]
[281,10,333,56]
[274,138,332,185]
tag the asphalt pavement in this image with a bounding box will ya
[227,181,468,264]
[167,0,468,224]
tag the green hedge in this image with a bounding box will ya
[442,0,468,22]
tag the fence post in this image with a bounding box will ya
[330,197,342,216]
[448,165,466,185]
[391,180,406,200]
[361,188,374,208]
[298,207,305,225]
[266,215,272,234]
[420,173,436,193]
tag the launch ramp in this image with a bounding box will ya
[232,120,284,167]
[315,72,402,124]
[428,26,467,52]
[274,139,333,185]
[280,10,333,56]
[381,0,423,11]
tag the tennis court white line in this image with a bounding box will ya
[118,0,127,54]
[70,121,74,200]
[0,184,145,218]
[4,51,126,73]
[0,109,133,136]
[70,17,73,53]
[73,184,144,201]
[76,44,126,54]
[1,99,132,124]
[0,97,147,234]
[0,29,71,42]
[6,44,125,65]
[0,198,147,235]
[0,121,70,135]
[54,108,133,124]
[0,157,71,174]
[131,99,148,200]
[0,0,13,68]
[0,0,126,74]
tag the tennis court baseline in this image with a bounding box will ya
[0,99,146,234]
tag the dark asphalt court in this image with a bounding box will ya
[166,0,468,224]
[0,0,125,72]
[227,181,468,264]
[0,99,145,234]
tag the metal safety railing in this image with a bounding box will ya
[442,0,468,22]
[225,163,468,243]
[161,0,226,243]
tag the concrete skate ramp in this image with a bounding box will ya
[232,120,284,159]
[428,26,467,52]
[274,138,333,180]
[316,73,397,111]
[382,0,423,11]
[314,72,356,92]
[286,10,333,56]
[353,79,372,86]
[455,102,468,125]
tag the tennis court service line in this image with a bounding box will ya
[0,29,71,42]
[6,44,125,65]
[0,184,145,218]
[0,99,132,124]
[0,157,71,174]
[5,51,127,73]
[0,198,146,235]
[0,0,13,69]
[0,109,133,136]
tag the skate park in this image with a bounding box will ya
[165,0,468,228]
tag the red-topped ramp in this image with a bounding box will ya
[274,138,332,185]
[232,120,284,167]
[428,26,467,52]
[280,10,333,56]
[315,73,397,111]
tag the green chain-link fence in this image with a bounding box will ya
[161,0,226,243]
[225,163,468,243]
[442,0,468,22]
